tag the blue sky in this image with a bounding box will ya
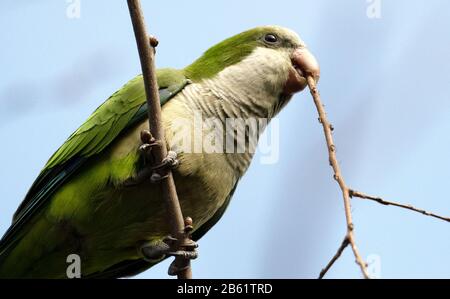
[1,1,450,278]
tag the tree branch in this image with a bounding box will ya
[318,236,350,279]
[307,74,450,278]
[306,76,370,279]
[127,0,192,279]
[349,190,450,223]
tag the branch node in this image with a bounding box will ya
[149,35,159,47]
[318,236,350,279]
[348,189,355,198]
[184,216,194,233]
[347,223,354,231]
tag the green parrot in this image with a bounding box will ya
[0,25,320,278]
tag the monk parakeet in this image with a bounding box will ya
[0,25,320,278]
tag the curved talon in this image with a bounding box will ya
[142,217,197,276]
[139,141,162,158]
[152,151,179,171]
[150,151,179,183]
[130,132,181,185]
[140,236,198,263]
[168,250,198,260]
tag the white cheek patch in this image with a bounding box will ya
[187,46,295,122]
[234,47,290,88]
[212,47,292,98]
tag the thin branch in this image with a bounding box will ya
[319,237,350,279]
[306,76,370,279]
[349,190,450,223]
[127,0,192,279]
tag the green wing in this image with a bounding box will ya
[45,68,188,171]
[85,181,240,279]
[0,69,189,256]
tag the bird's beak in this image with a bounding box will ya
[283,46,320,95]
[292,46,320,84]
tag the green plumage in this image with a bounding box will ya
[0,69,191,277]
[0,25,305,278]
[0,63,240,278]
[184,28,264,81]
[45,69,187,170]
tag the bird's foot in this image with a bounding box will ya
[140,236,198,260]
[138,129,161,160]
[123,130,179,187]
[140,129,179,183]
[140,217,198,276]
[149,150,179,183]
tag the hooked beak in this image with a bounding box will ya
[292,46,320,83]
[283,46,320,95]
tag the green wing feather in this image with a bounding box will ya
[1,67,238,278]
[45,68,187,170]
[0,69,189,256]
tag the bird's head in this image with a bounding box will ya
[184,25,320,100]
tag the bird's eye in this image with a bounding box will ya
[264,34,278,44]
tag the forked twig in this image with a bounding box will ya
[306,76,370,279]
[307,75,450,278]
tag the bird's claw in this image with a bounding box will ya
[150,151,179,183]
[140,236,198,268]
[139,130,160,160]
[140,217,198,276]
[141,236,198,260]
[134,130,179,184]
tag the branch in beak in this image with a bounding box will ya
[292,47,320,84]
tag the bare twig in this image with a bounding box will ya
[127,0,192,279]
[349,190,450,223]
[318,237,350,279]
[307,74,449,278]
[306,76,370,279]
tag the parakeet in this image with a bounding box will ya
[0,25,320,278]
